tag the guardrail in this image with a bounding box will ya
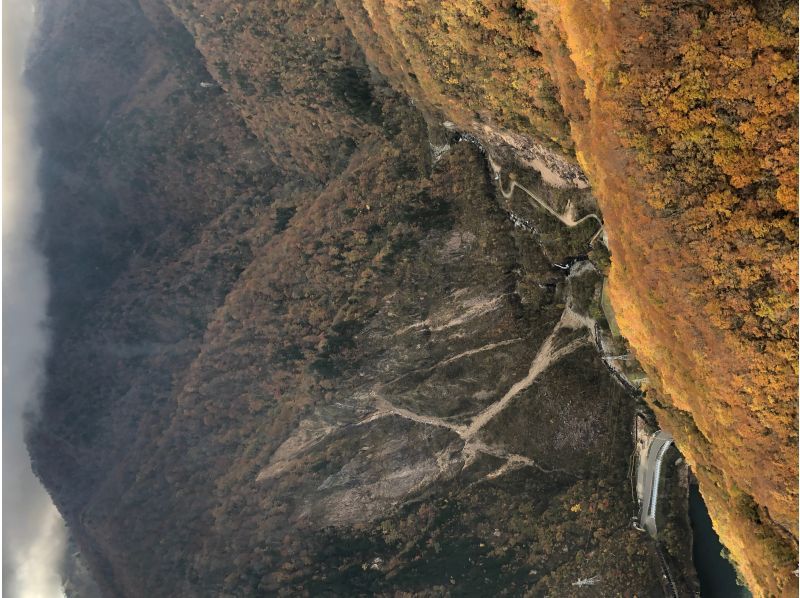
[655,543,680,598]
[648,438,673,519]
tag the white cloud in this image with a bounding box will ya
[3,0,69,595]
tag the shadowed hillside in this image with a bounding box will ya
[26,0,795,596]
[26,0,691,595]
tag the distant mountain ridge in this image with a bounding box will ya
[27,0,796,596]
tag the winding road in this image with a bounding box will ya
[491,153,679,594]
[489,157,605,244]
[638,430,674,537]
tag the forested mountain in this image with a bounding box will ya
[326,2,798,594]
[27,0,796,596]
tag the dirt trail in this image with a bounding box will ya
[395,294,507,336]
[488,157,604,243]
[375,301,590,440]
[381,337,525,389]
[265,172,607,485]
[463,316,589,438]
[362,294,595,480]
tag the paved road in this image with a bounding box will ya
[639,430,673,537]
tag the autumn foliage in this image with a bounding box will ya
[553,3,798,595]
[27,0,797,594]
[338,0,798,595]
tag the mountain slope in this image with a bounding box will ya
[26,0,691,595]
[330,1,798,594]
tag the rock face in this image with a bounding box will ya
[27,0,793,596]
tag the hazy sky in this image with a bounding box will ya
[3,0,68,595]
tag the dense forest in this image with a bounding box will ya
[26,0,690,595]
[333,1,798,595]
[26,0,796,596]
